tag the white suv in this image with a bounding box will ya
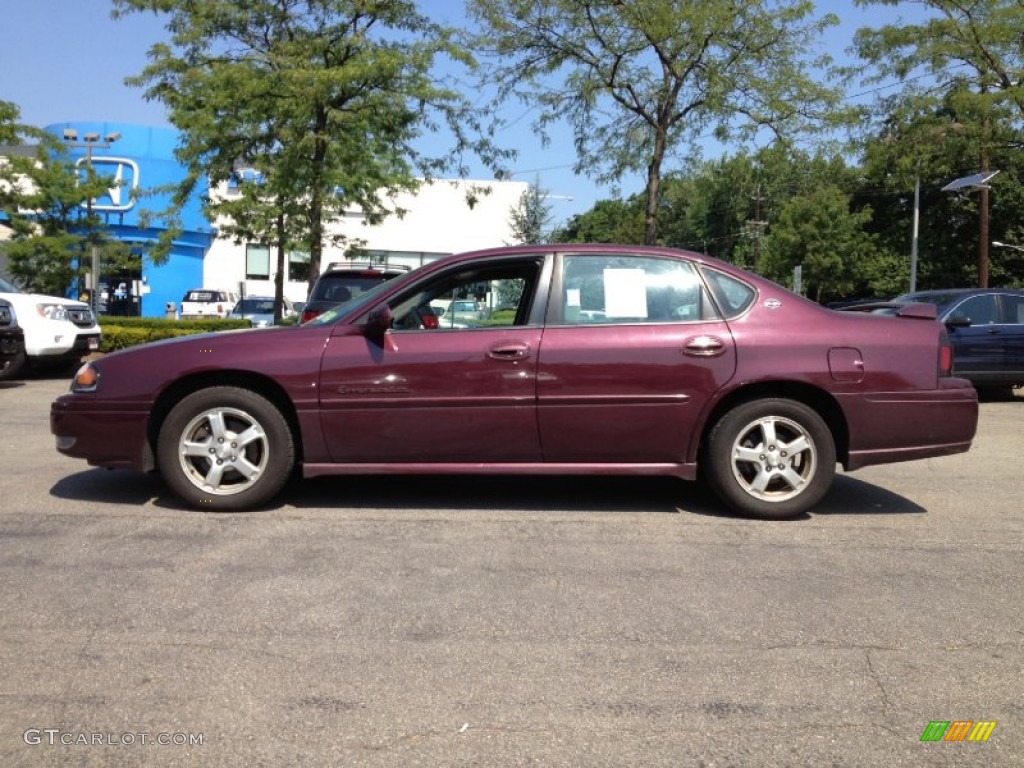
[0,275,102,380]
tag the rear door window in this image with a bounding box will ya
[557,253,718,325]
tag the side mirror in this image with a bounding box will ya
[945,311,971,328]
[364,303,393,343]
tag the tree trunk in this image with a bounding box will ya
[274,209,286,323]
[643,127,668,246]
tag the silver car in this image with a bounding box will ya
[229,296,295,327]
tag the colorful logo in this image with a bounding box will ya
[920,720,996,742]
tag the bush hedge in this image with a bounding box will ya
[97,316,253,353]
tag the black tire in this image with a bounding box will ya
[704,398,836,520]
[0,349,27,382]
[157,387,294,511]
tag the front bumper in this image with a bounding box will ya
[50,395,153,472]
[28,331,101,359]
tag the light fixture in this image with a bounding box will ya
[105,132,122,143]
[992,240,1024,252]
[63,128,78,141]
[83,132,101,142]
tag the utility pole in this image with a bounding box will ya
[747,185,767,273]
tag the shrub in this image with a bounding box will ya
[97,316,252,353]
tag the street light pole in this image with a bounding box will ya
[62,129,121,316]
[909,176,920,293]
[942,170,1000,290]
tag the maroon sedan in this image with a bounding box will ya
[51,245,978,519]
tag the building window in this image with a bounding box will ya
[288,251,311,283]
[246,244,270,280]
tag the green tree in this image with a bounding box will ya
[853,0,1024,286]
[113,0,511,307]
[507,178,554,244]
[760,185,877,302]
[0,101,134,297]
[552,197,645,245]
[467,0,845,245]
[853,85,1024,291]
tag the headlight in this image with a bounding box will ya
[71,362,101,393]
[36,303,70,321]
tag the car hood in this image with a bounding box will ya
[0,291,91,310]
[81,324,338,401]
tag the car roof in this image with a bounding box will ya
[895,287,1024,305]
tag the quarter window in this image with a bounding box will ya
[701,267,757,318]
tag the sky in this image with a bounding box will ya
[0,1,920,227]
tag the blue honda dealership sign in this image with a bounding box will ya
[47,123,216,317]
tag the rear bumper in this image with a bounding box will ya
[841,377,978,470]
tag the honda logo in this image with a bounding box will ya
[76,157,139,212]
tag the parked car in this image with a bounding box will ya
[0,275,101,381]
[839,287,1024,392]
[229,296,295,327]
[51,244,977,520]
[300,261,410,323]
[179,289,239,320]
[0,298,26,380]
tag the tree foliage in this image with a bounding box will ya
[853,0,1024,286]
[112,0,512,306]
[760,185,878,302]
[0,101,135,296]
[507,178,555,244]
[468,0,846,245]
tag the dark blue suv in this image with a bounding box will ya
[875,288,1024,392]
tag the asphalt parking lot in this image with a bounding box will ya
[1,375,1022,767]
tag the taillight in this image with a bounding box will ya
[422,313,439,329]
[301,309,321,324]
[938,331,954,376]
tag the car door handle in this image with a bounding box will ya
[682,335,726,357]
[488,342,531,360]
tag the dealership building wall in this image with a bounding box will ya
[45,122,527,316]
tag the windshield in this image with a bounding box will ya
[0,276,23,293]
[303,278,398,326]
[893,290,966,308]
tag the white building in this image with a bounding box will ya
[203,177,529,303]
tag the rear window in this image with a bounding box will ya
[309,274,392,303]
[235,299,275,313]
[184,290,223,302]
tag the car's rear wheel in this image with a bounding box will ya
[157,387,294,511]
[705,398,835,520]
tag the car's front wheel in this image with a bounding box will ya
[704,398,836,520]
[0,349,26,382]
[157,387,294,511]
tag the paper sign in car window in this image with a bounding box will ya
[604,268,648,318]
